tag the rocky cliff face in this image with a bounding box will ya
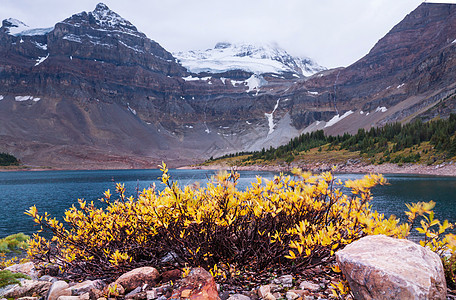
[1,2,456,168]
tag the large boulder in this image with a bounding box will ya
[113,267,159,292]
[336,235,447,300]
[0,279,51,299]
[170,267,220,300]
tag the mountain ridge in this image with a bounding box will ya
[1,2,456,168]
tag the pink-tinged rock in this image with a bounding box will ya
[5,262,38,280]
[69,280,105,296]
[47,280,70,300]
[114,267,159,292]
[170,267,220,300]
[336,235,447,300]
[0,280,51,299]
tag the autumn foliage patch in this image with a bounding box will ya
[25,165,456,286]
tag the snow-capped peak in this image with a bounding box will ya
[173,42,326,76]
[1,18,53,36]
[2,18,29,35]
[90,3,138,32]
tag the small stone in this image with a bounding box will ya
[96,298,107,300]
[258,285,271,298]
[70,280,105,296]
[263,293,276,300]
[47,280,71,300]
[160,269,182,284]
[114,267,159,292]
[57,297,81,300]
[89,288,104,300]
[299,281,320,292]
[146,289,158,300]
[286,291,299,300]
[39,275,58,283]
[104,282,125,297]
[169,267,219,300]
[126,286,142,297]
[227,294,251,300]
[273,275,293,287]
[80,292,90,300]
[17,297,39,300]
[181,289,192,298]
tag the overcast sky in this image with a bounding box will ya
[2,0,455,68]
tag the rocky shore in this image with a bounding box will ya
[0,236,452,300]
[182,161,456,177]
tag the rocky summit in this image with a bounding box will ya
[1,3,456,168]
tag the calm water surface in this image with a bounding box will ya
[0,170,455,238]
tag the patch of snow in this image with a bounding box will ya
[146,122,151,125]
[245,74,266,93]
[18,27,53,36]
[453,39,456,44]
[127,104,136,115]
[230,80,244,87]
[3,18,29,35]
[63,34,82,43]
[205,128,211,134]
[265,99,280,135]
[386,86,391,90]
[308,91,319,95]
[246,121,252,125]
[366,112,370,116]
[173,42,325,76]
[0,96,3,101]
[397,83,405,89]
[375,106,388,113]
[15,96,40,102]
[34,54,49,66]
[360,111,364,115]
[324,110,354,128]
[220,77,227,84]
[182,75,201,81]
[119,40,144,53]
[32,41,47,50]
[20,38,24,44]
[185,125,193,129]
[70,56,73,60]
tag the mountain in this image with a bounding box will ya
[1,2,456,168]
[283,2,456,136]
[174,42,326,77]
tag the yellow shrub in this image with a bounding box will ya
[25,164,454,282]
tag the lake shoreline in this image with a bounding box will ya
[179,161,456,177]
[3,161,456,177]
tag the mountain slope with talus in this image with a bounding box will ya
[1,2,456,168]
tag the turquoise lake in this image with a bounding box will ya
[0,169,455,238]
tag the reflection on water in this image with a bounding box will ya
[0,170,455,239]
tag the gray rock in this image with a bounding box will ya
[70,280,105,296]
[57,297,80,300]
[47,280,70,300]
[39,275,58,283]
[5,262,38,280]
[299,281,320,292]
[285,291,299,300]
[336,235,447,300]
[125,286,142,297]
[227,294,251,300]
[273,275,293,288]
[0,279,51,299]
